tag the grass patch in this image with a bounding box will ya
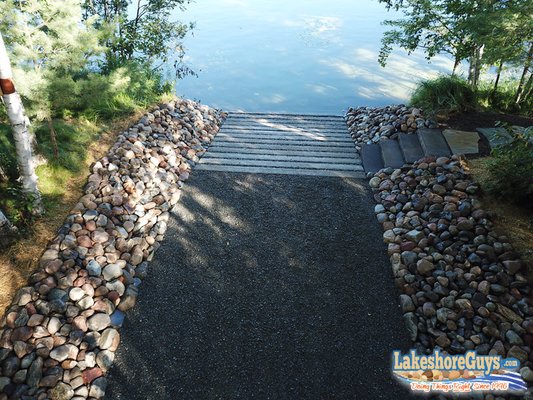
[44,62,174,121]
[0,118,101,225]
[411,75,533,118]
[467,158,533,282]
[411,75,476,117]
[477,80,533,116]
[35,118,101,173]
[483,125,533,206]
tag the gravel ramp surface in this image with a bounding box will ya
[106,171,411,399]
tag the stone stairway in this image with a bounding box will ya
[361,128,481,173]
[197,112,365,178]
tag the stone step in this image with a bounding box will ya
[418,128,451,157]
[476,127,514,148]
[398,133,424,163]
[442,129,480,155]
[227,113,345,119]
[214,139,354,148]
[361,144,384,173]
[380,139,405,168]
[225,114,346,128]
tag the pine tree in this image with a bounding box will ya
[0,0,103,125]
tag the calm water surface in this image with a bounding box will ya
[174,0,455,114]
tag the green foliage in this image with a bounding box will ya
[0,0,182,121]
[378,0,479,67]
[0,183,37,227]
[84,0,194,75]
[485,125,533,206]
[45,61,171,120]
[410,75,533,116]
[34,119,99,172]
[0,0,104,121]
[0,0,102,70]
[0,0,184,229]
[378,0,532,67]
[378,0,533,105]
[410,76,476,116]
[1,117,99,226]
[1,122,41,225]
[0,125,17,179]
[477,80,533,116]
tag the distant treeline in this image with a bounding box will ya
[378,0,533,112]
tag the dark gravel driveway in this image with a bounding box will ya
[106,171,412,399]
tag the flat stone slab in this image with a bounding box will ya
[476,127,514,148]
[398,133,424,163]
[442,129,480,155]
[380,139,405,168]
[361,143,384,173]
[418,128,451,157]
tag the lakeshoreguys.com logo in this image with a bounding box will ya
[392,349,528,394]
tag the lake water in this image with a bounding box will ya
[174,0,455,114]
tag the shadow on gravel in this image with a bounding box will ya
[106,171,413,400]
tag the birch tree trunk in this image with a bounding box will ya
[471,45,484,90]
[0,208,17,248]
[468,45,484,90]
[0,164,7,182]
[515,42,533,104]
[493,61,503,94]
[0,32,43,214]
[518,73,533,104]
[451,55,460,77]
[468,56,474,85]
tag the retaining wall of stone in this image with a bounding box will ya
[370,156,533,397]
[0,98,226,399]
[345,105,438,148]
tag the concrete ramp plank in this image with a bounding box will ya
[202,152,362,164]
[199,158,362,171]
[195,164,364,178]
[200,112,362,177]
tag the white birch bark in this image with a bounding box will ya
[0,32,43,213]
[515,42,533,104]
[0,163,7,181]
